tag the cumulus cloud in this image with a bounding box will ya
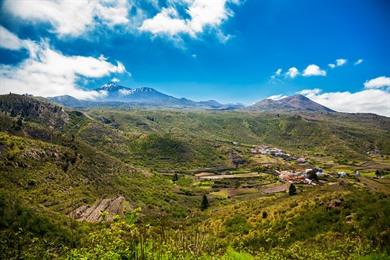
[364,76,390,89]
[139,7,188,36]
[139,0,239,41]
[354,59,364,65]
[302,64,326,77]
[285,67,299,78]
[298,88,390,117]
[0,32,126,99]
[328,58,347,69]
[2,0,139,37]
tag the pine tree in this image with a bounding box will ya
[201,194,209,210]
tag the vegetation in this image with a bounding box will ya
[201,194,209,211]
[289,184,297,195]
[0,94,389,259]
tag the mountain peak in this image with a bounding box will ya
[248,94,334,112]
[98,82,131,92]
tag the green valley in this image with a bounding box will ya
[0,94,389,259]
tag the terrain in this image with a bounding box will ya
[0,93,389,259]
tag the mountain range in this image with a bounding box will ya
[48,82,336,113]
[50,82,243,110]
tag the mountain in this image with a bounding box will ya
[247,94,335,112]
[1,93,390,258]
[0,93,69,128]
[50,82,243,109]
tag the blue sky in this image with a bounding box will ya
[0,0,389,115]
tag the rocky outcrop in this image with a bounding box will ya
[70,196,126,223]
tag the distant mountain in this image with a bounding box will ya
[49,82,244,110]
[246,94,335,113]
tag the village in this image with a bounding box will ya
[186,142,364,199]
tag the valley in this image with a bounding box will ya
[0,93,389,259]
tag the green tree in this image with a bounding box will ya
[289,184,297,195]
[201,194,209,210]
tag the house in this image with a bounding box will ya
[279,171,308,184]
[337,172,347,178]
[250,145,292,160]
[304,168,324,178]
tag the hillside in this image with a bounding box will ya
[247,94,335,112]
[0,94,389,259]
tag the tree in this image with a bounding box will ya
[289,184,297,195]
[200,194,209,210]
[13,117,23,131]
[172,173,179,182]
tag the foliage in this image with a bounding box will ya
[0,94,389,259]
[289,184,297,195]
[201,194,209,211]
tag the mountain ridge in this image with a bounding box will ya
[49,82,243,110]
[246,94,335,113]
[47,82,336,112]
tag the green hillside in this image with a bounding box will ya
[0,94,389,259]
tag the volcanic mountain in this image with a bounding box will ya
[50,82,242,109]
[247,94,335,112]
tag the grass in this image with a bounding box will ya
[0,94,389,258]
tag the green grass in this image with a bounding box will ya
[0,94,389,259]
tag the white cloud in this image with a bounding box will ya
[111,77,120,83]
[270,68,282,79]
[2,0,138,37]
[139,7,188,36]
[0,38,126,99]
[364,76,390,89]
[302,64,326,77]
[267,94,287,100]
[298,88,390,117]
[285,67,299,78]
[0,25,25,50]
[118,89,134,95]
[298,88,321,97]
[354,59,363,65]
[336,58,347,66]
[139,0,239,41]
[328,58,347,69]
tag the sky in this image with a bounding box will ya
[0,0,389,116]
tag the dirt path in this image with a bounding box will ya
[261,184,289,194]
